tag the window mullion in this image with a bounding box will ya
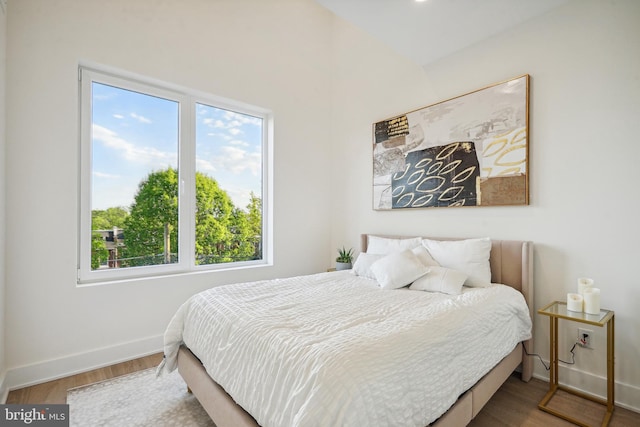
[178,97,196,269]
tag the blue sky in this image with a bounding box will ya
[91,82,263,211]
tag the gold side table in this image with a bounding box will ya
[538,301,615,427]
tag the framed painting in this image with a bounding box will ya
[373,74,529,210]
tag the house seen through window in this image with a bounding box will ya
[79,66,270,283]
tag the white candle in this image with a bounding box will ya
[577,277,594,295]
[584,287,601,315]
[567,293,584,312]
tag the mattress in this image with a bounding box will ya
[160,270,532,427]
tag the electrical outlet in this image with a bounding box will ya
[578,328,593,348]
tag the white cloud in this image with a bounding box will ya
[229,139,249,147]
[113,114,124,119]
[92,124,176,167]
[225,187,254,211]
[214,145,261,176]
[201,111,261,132]
[205,131,233,141]
[223,110,262,127]
[228,128,243,136]
[196,157,216,173]
[92,182,138,211]
[130,112,152,124]
[93,171,121,179]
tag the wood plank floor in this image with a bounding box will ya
[469,375,640,427]
[7,353,640,426]
[6,352,164,405]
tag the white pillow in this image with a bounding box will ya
[409,266,468,295]
[352,253,384,279]
[421,238,492,287]
[370,249,430,290]
[366,235,422,255]
[411,245,440,267]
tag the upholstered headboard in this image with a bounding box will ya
[361,234,534,380]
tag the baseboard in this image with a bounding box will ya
[4,334,164,392]
[533,363,640,414]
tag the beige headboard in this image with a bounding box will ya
[361,234,534,381]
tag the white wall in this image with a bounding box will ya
[0,0,7,404]
[330,0,640,411]
[4,0,342,387]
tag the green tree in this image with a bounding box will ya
[193,173,263,264]
[92,207,129,230]
[91,233,109,269]
[123,168,179,266]
[246,192,262,259]
[194,171,237,264]
[117,167,262,267]
[90,206,129,269]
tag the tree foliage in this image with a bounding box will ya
[193,172,261,264]
[246,192,262,258]
[95,167,264,267]
[92,207,129,230]
[91,233,109,269]
[91,207,129,269]
[122,168,179,266]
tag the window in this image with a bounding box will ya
[78,66,271,283]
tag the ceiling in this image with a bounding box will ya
[314,0,569,68]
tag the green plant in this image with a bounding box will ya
[336,246,354,263]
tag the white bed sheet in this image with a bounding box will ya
[160,271,532,427]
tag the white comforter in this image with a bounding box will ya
[160,271,531,427]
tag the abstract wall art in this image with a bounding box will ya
[373,75,529,210]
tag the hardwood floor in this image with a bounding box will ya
[470,374,640,427]
[7,353,640,426]
[6,352,163,405]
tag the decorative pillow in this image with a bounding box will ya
[369,249,430,290]
[366,235,422,255]
[411,245,440,267]
[352,253,384,280]
[421,238,492,287]
[409,266,468,295]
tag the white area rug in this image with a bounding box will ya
[67,368,216,427]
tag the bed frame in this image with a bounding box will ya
[177,235,534,427]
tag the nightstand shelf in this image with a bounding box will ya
[537,301,615,427]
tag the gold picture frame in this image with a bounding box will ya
[373,75,529,210]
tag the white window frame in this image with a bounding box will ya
[78,64,273,284]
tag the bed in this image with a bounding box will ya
[159,235,534,427]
